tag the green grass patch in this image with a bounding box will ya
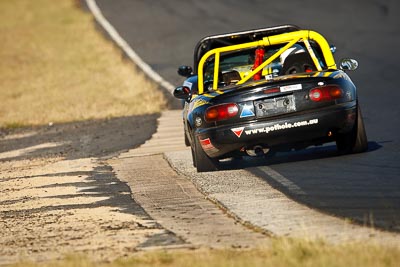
[0,0,166,128]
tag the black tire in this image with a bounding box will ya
[190,145,197,168]
[184,131,190,147]
[336,105,368,154]
[193,136,219,172]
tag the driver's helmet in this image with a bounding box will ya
[280,44,306,65]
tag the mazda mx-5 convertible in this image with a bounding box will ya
[173,25,367,172]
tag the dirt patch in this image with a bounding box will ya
[0,114,159,161]
[0,115,185,264]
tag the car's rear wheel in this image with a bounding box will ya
[190,145,196,167]
[193,136,219,172]
[336,105,368,154]
[184,131,190,146]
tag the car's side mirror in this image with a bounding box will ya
[177,65,193,77]
[339,58,358,71]
[173,86,191,100]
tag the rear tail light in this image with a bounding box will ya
[205,103,238,122]
[309,85,343,102]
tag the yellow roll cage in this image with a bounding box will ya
[197,30,337,94]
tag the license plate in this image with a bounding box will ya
[255,95,296,117]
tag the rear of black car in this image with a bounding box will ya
[194,71,358,159]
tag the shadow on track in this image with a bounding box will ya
[218,141,400,233]
[0,114,160,161]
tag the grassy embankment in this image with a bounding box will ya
[1,1,399,266]
[0,0,166,128]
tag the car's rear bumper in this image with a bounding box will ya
[195,102,357,158]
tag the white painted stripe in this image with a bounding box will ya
[85,0,175,92]
[255,166,306,195]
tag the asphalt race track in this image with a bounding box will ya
[95,0,400,231]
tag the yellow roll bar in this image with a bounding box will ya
[197,30,337,94]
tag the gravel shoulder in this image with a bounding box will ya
[0,114,184,264]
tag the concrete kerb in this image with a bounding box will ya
[163,151,275,237]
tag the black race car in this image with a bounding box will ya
[173,25,367,172]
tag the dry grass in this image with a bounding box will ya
[9,238,400,267]
[0,0,166,128]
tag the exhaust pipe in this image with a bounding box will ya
[246,145,270,157]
